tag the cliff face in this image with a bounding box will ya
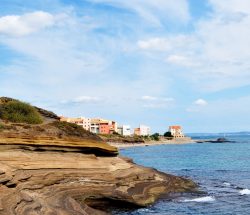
[0,97,197,214]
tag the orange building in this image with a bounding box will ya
[134,128,141,136]
[91,118,117,134]
[99,122,112,134]
[99,120,117,134]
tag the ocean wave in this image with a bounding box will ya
[239,189,250,195]
[223,182,231,187]
[181,196,215,202]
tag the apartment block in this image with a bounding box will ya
[90,118,117,134]
[117,125,131,136]
[134,125,150,136]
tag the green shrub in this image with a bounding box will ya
[0,122,4,130]
[150,133,160,141]
[164,131,173,137]
[0,101,43,124]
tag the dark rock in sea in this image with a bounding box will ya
[196,137,236,144]
[208,138,235,143]
[217,138,228,142]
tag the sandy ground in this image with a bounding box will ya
[109,138,196,148]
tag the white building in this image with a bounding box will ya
[117,125,131,136]
[134,125,150,136]
[90,118,100,134]
[78,117,91,131]
[139,125,150,136]
[169,126,185,138]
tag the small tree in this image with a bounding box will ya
[164,131,173,137]
[151,133,160,141]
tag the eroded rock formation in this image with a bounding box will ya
[0,144,196,215]
[0,97,197,214]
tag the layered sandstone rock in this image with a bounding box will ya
[0,97,197,214]
[0,144,197,215]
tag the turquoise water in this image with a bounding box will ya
[115,135,250,215]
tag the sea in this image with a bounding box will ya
[113,135,250,215]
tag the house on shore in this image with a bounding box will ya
[134,125,150,136]
[169,125,185,138]
[117,125,131,136]
[60,116,91,131]
[90,118,117,134]
[60,116,117,134]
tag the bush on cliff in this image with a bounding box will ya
[0,122,4,130]
[0,101,43,124]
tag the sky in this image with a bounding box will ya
[0,0,250,133]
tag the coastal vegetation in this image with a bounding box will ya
[99,132,162,143]
[99,133,145,143]
[0,122,4,130]
[0,99,43,124]
[0,97,105,146]
[164,131,173,138]
[150,133,160,141]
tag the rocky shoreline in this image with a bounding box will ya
[0,97,198,214]
[109,137,195,148]
[0,142,197,215]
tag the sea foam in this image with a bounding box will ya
[239,189,250,195]
[223,182,231,186]
[182,196,215,202]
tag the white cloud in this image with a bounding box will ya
[166,54,199,67]
[141,96,157,101]
[73,96,104,103]
[209,0,250,14]
[140,96,174,108]
[141,96,174,102]
[138,38,171,51]
[187,96,250,132]
[0,9,108,85]
[89,0,190,26]
[194,99,208,106]
[137,35,196,52]
[136,0,250,92]
[0,11,55,36]
[61,96,104,104]
[186,99,208,112]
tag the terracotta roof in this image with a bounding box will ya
[169,125,182,129]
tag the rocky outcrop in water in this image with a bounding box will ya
[0,97,197,214]
[0,144,196,215]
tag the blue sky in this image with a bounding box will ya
[0,0,250,133]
